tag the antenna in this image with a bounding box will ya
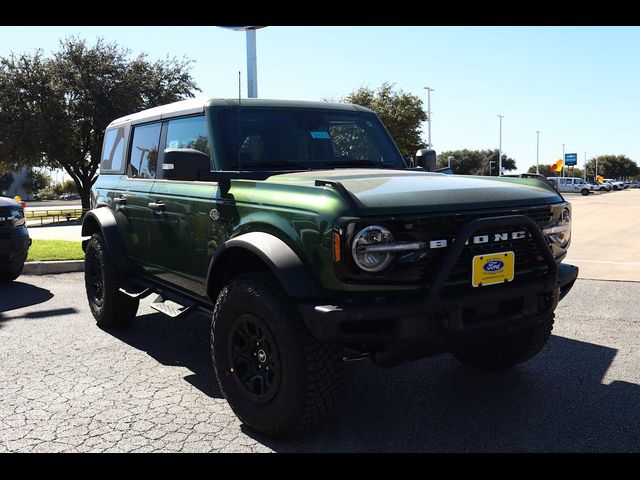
[238,70,242,172]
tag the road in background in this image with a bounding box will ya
[564,189,640,281]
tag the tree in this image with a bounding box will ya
[0,172,13,194]
[0,37,199,209]
[584,155,638,180]
[22,169,52,195]
[59,179,78,195]
[333,83,427,159]
[437,149,517,176]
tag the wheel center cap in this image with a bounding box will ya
[257,349,267,363]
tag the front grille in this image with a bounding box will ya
[341,205,554,289]
[395,206,552,288]
[0,207,14,227]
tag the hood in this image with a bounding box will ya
[266,169,563,215]
[0,196,20,208]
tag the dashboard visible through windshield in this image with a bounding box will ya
[216,107,407,170]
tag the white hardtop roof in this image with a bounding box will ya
[106,96,371,128]
[107,97,211,128]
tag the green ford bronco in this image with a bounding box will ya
[83,97,578,437]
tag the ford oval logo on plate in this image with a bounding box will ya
[483,260,504,272]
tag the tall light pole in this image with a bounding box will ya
[562,143,565,177]
[584,151,587,181]
[536,130,540,174]
[497,115,504,176]
[424,87,434,148]
[218,26,266,98]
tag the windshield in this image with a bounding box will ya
[217,107,406,170]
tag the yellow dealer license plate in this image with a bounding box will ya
[472,251,515,287]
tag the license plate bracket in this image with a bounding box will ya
[472,251,515,287]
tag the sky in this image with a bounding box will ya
[1,25,639,174]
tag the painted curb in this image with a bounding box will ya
[22,260,84,275]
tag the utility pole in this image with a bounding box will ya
[497,115,504,175]
[448,156,453,169]
[584,151,587,181]
[562,143,565,177]
[218,26,266,98]
[536,131,540,174]
[424,87,434,148]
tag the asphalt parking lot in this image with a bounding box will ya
[1,187,639,452]
[1,272,639,452]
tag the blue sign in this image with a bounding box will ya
[565,153,578,166]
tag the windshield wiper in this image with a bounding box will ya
[232,161,310,170]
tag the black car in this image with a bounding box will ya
[0,196,31,281]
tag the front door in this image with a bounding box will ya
[147,115,222,299]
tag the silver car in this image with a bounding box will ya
[546,177,593,196]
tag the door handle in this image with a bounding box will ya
[148,202,166,212]
[114,196,127,206]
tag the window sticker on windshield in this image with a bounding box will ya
[310,131,330,139]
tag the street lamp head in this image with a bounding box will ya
[423,86,434,92]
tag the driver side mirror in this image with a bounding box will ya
[414,148,437,171]
[162,148,212,181]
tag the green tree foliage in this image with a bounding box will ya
[59,179,78,195]
[438,149,517,176]
[584,155,639,180]
[22,169,52,194]
[337,83,427,159]
[0,37,199,208]
[0,172,13,193]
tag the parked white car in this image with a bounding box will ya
[604,179,625,190]
[546,177,593,196]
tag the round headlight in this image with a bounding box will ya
[551,208,571,247]
[351,225,395,272]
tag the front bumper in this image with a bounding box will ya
[300,262,578,345]
[299,214,578,357]
[0,226,32,263]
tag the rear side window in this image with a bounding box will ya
[165,116,210,155]
[128,123,161,179]
[101,127,126,173]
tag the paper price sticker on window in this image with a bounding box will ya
[310,131,330,139]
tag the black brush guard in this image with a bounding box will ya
[299,215,578,346]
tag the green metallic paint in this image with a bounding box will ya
[92,100,570,302]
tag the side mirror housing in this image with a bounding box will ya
[414,148,437,172]
[162,148,211,181]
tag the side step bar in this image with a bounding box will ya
[119,286,154,300]
[150,294,195,319]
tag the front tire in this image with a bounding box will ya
[84,233,138,327]
[211,272,344,437]
[581,188,590,196]
[0,256,25,282]
[454,314,554,370]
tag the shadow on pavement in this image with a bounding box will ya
[102,311,223,399]
[249,335,640,452]
[0,281,54,325]
[99,309,640,452]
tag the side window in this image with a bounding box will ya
[165,116,210,155]
[128,123,161,179]
[100,127,126,173]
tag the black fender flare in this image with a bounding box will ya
[207,231,321,301]
[81,208,128,270]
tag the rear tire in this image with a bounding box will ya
[211,272,344,437]
[84,233,138,327]
[454,314,554,370]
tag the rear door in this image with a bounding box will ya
[117,122,161,272]
[148,115,220,299]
